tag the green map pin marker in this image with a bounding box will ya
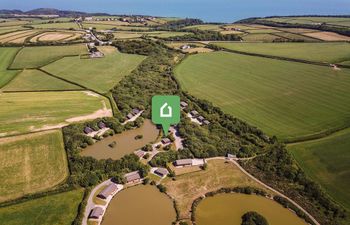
[152,95,180,135]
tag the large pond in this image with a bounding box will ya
[196,193,307,225]
[101,185,176,225]
[81,119,159,160]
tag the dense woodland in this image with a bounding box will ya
[241,211,269,225]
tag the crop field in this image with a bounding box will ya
[2,69,81,91]
[0,27,27,35]
[0,130,68,202]
[289,128,350,210]
[0,91,112,136]
[10,45,87,69]
[271,32,318,41]
[30,31,82,42]
[303,31,350,41]
[261,17,350,27]
[213,42,350,63]
[245,28,281,34]
[83,23,151,31]
[241,33,281,42]
[0,189,84,225]
[31,22,79,29]
[0,20,29,27]
[175,51,350,141]
[42,47,146,93]
[162,159,272,219]
[113,31,144,39]
[0,29,39,43]
[0,47,20,88]
[183,24,223,31]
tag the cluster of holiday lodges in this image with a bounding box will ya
[88,158,206,220]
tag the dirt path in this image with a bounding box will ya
[66,101,112,123]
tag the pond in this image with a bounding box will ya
[101,185,176,225]
[196,193,308,225]
[81,119,159,160]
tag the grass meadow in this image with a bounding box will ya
[214,42,350,64]
[2,69,81,91]
[31,22,79,29]
[42,47,145,93]
[0,189,84,225]
[0,91,111,136]
[0,47,20,88]
[10,45,87,69]
[175,51,350,141]
[288,128,350,211]
[0,130,68,202]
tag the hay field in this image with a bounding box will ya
[213,42,350,63]
[0,189,84,225]
[42,48,146,93]
[162,159,272,219]
[175,51,350,141]
[31,22,79,29]
[303,31,350,41]
[0,91,111,136]
[0,30,39,43]
[289,128,350,210]
[241,33,280,42]
[2,69,81,91]
[10,45,87,69]
[0,47,20,88]
[0,130,68,202]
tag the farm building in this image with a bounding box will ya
[226,153,237,159]
[98,121,106,129]
[132,108,140,115]
[202,120,210,125]
[180,101,188,108]
[161,138,171,145]
[154,168,169,177]
[126,113,134,120]
[124,171,141,183]
[84,127,94,134]
[180,45,191,50]
[190,110,199,117]
[85,17,93,21]
[134,149,146,158]
[197,116,205,122]
[174,159,193,167]
[89,207,104,219]
[97,183,119,199]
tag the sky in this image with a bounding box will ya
[1,0,350,22]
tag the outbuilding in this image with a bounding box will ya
[84,127,94,134]
[89,207,104,219]
[180,101,188,108]
[126,113,134,120]
[161,138,171,145]
[124,171,141,183]
[98,121,106,129]
[154,168,169,177]
[174,159,193,167]
[97,183,118,199]
[190,110,199,117]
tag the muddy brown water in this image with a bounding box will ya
[196,193,308,225]
[101,185,176,225]
[81,119,159,160]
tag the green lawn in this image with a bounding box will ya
[0,130,68,202]
[0,91,111,136]
[213,42,350,63]
[2,69,82,91]
[175,51,350,141]
[10,45,87,69]
[0,189,84,225]
[0,47,20,88]
[288,128,350,211]
[42,48,145,93]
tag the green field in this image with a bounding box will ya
[261,17,350,27]
[175,51,350,141]
[0,91,111,136]
[183,24,223,31]
[42,47,145,93]
[241,33,280,42]
[0,130,68,202]
[10,45,87,69]
[0,47,20,88]
[0,189,84,225]
[289,128,350,210]
[31,22,79,29]
[2,69,81,91]
[213,42,350,63]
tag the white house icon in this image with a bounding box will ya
[160,102,172,118]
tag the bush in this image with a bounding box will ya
[241,211,269,225]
